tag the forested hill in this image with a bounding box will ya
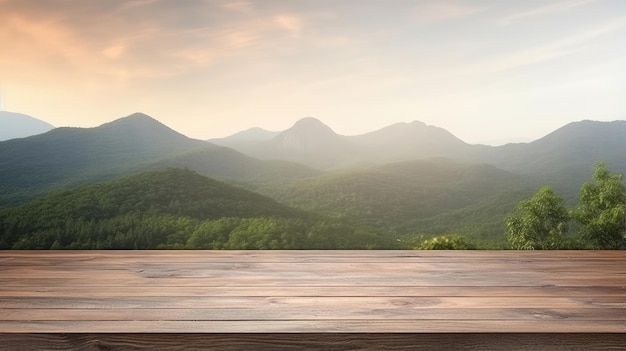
[0,168,392,250]
[0,168,302,249]
[0,113,207,205]
[148,144,320,191]
[269,158,534,246]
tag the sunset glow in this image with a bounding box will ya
[1,0,625,144]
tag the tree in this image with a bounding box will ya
[505,186,569,250]
[573,162,626,249]
[416,234,474,250]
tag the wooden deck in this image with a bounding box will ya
[0,250,624,350]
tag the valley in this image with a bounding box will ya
[1,112,625,249]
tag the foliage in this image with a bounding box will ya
[416,234,475,250]
[148,145,320,192]
[0,168,396,250]
[4,152,626,250]
[573,162,626,249]
[0,114,207,206]
[269,159,532,244]
[505,186,569,250]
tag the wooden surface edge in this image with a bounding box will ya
[1,333,625,351]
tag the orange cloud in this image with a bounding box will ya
[102,44,126,59]
[274,15,303,37]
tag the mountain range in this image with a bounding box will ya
[212,117,472,169]
[3,111,625,202]
[1,111,624,247]
[212,116,626,190]
[0,113,317,205]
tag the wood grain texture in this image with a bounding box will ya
[0,250,624,348]
[1,334,625,351]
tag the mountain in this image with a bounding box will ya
[268,158,534,245]
[214,118,476,169]
[214,118,626,195]
[234,117,359,169]
[0,112,208,205]
[0,168,303,249]
[209,127,280,154]
[478,120,626,195]
[272,117,344,151]
[350,120,471,163]
[0,111,54,141]
[211,127,279,144]
[2,111,624,249]
[147,144,320,191]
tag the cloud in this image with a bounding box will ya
[456,16,626,75]
[1,14,82,63]
[499,0,600,25]
[117,0,158,12]
[171,48,215,65]
[413,1,485,23]
[274,15,303,37]
[0,0,315,81]
[0,1,221,81]
[101,44,126,59]
[222,1,254,13]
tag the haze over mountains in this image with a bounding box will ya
[211,117,471,169]
[0,111,55,141]
[0,113,317,205]
[212,116,626,184]
[1,111,624,248]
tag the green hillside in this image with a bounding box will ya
[0,113,207,205]
[2,113,623,250]
[270,159,536,245]
[147,144,320,191]
[395,189,535,248]
[0,113,321,207]
[0,168,391,250]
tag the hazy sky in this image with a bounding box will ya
[1,0,625,145]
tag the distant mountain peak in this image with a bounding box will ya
[273,117,342,151]
[534,119,626,144]
[289,117,337,135]
[96,112,189,139]
[381,120,428,128]
[125,112,154,120]
[293,116,326,125]
[220,127,279,142]
[0,111,55,141]
[354,119,465,145]
[102,112,159,126]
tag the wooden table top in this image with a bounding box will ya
[0,250,624,334]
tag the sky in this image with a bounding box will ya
[0,0,625,145]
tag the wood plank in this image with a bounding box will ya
[2,285,623,297]
[1,333,625,351]
[1,275,622,287]
[1,296,624,309]
[2,261,623,272]
[0,250,624,336]
[2,307,624,321]
[1,319,624,333]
